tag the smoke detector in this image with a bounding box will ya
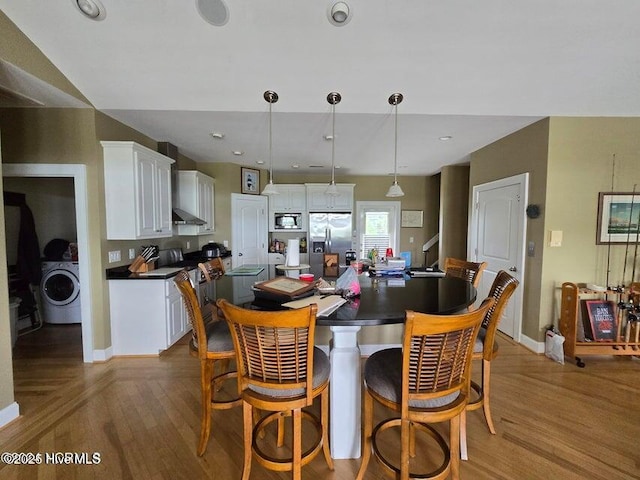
[328,2,352,26]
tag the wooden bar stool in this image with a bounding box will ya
[218,299,334,480]
[460,270,519,460]
[173,270,240,456]
[357,298,493,480]
[443,257,487,288]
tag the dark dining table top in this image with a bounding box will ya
[218,266,477,327]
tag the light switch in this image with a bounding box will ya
[527,241,535,257]
[549,230,563,247]
[108,250,121,263]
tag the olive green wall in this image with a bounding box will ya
[439,165,470,263]
[542,117,640,337]
[470,118,550,341]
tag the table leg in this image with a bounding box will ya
[329,325,362,459]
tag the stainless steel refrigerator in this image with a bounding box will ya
[308,212,354,278]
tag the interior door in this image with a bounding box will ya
[231,193,268,267]
[470,174,527,340]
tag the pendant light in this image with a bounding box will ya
[386,93,405,197]
[261,90,280,195]
[326,92,342,196]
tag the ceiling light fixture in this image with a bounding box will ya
[328,2,352,26]
[439,135,452,141]
[232,151,244,156]
[325,92,342,196]
[210,132,225,139]
[261,90,280,196]
[386,93,405,198]
[72,0,106,20]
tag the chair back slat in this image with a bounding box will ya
[173,270,208,358]
[480,270,519,358]
[198,258,225,282]
[218,299,318,402]
[403,298,494,404]
[443,257,487,288]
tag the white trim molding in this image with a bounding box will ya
[0,401,20,429]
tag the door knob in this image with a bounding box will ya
[509,266,517,272]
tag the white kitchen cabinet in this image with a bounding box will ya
[175,171,215,236]
[305,183,355,212]
[268,184,307,231]
[102,141,175,240]
[109,273,195,355]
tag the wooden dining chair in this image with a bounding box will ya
[460,270,519,460]
[443,257,487,289]
[199,257,225,279]
[356,298,494,480]
[173,270,240,456]
[217,299,334,480]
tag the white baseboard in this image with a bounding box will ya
[520,333,544,354]
[92,346,113,362]
[0,401,20,429]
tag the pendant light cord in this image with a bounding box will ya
[331,102,336,184]
[269,100,273,182]
[393,101,398,184]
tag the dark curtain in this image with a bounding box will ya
[4,191,42,285]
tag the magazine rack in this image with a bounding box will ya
[559,282,640,367]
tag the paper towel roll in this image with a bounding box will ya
[285,239,300,267]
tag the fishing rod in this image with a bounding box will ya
[621,183,637,288]
[605,154,616,292]
[631,189,640,285]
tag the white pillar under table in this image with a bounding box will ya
[329,325,362,459]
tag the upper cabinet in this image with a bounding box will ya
[175,171,215,236]
[102,141,174,240]
[268,184,307,231]
[305,183,355,212]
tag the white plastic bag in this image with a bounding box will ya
[336,266,361,297]
[545,328,565,365]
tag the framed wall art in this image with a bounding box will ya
[401,210,423,228]
[241,167,260,195]
[597,192,640,244]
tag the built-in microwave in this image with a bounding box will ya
[274,213,302,230]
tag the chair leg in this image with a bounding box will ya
[215,358,231,392]
[356,389,373,480]
[460,409,468,461]
[409,421,416,457]
[482,359,496,434]
[400,418,411,480]
[292,408,302,480]
[241,401,253,480]
[197,360,214,456]
[321,388,334,470]
[277,413,286,447]
[450,415,461,480]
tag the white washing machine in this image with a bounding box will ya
[40,261,81,324]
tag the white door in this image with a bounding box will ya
[231,193,268,267]
[469,173,528,340]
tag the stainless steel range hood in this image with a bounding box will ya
[172,207,206,225]
[158,142,208,226]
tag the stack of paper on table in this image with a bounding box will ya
[282,295,347,317]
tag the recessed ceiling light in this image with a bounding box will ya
[72,0,106,20]
[210,132,225,139]
[335,166,342,169]
[328,2,352,26]
[439,136,453,141]
[256,160,265,165]
[324,135,334,141]
[291,164,300,169]
[232,151,244,156]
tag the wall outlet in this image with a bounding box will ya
[186,241,191,250]
[129,248,136,260]
[223,240,229,248]
[108,250,121,263]
[409,237,414,243]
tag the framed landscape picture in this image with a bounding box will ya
[241,167,260,195]
[597,192,640,244]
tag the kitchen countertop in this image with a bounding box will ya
[106,251,232,280]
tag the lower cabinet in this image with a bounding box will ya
[109,274,194,355]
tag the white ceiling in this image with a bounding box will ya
[2,0,639,176]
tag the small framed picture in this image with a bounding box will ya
[401,210,423,228]
[241,167,260,195]
[597,192,640,244]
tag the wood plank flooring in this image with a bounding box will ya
[1,324,639,479]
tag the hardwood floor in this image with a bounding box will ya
[1,324,639,479]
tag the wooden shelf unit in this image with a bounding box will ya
[559,282,640,367]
